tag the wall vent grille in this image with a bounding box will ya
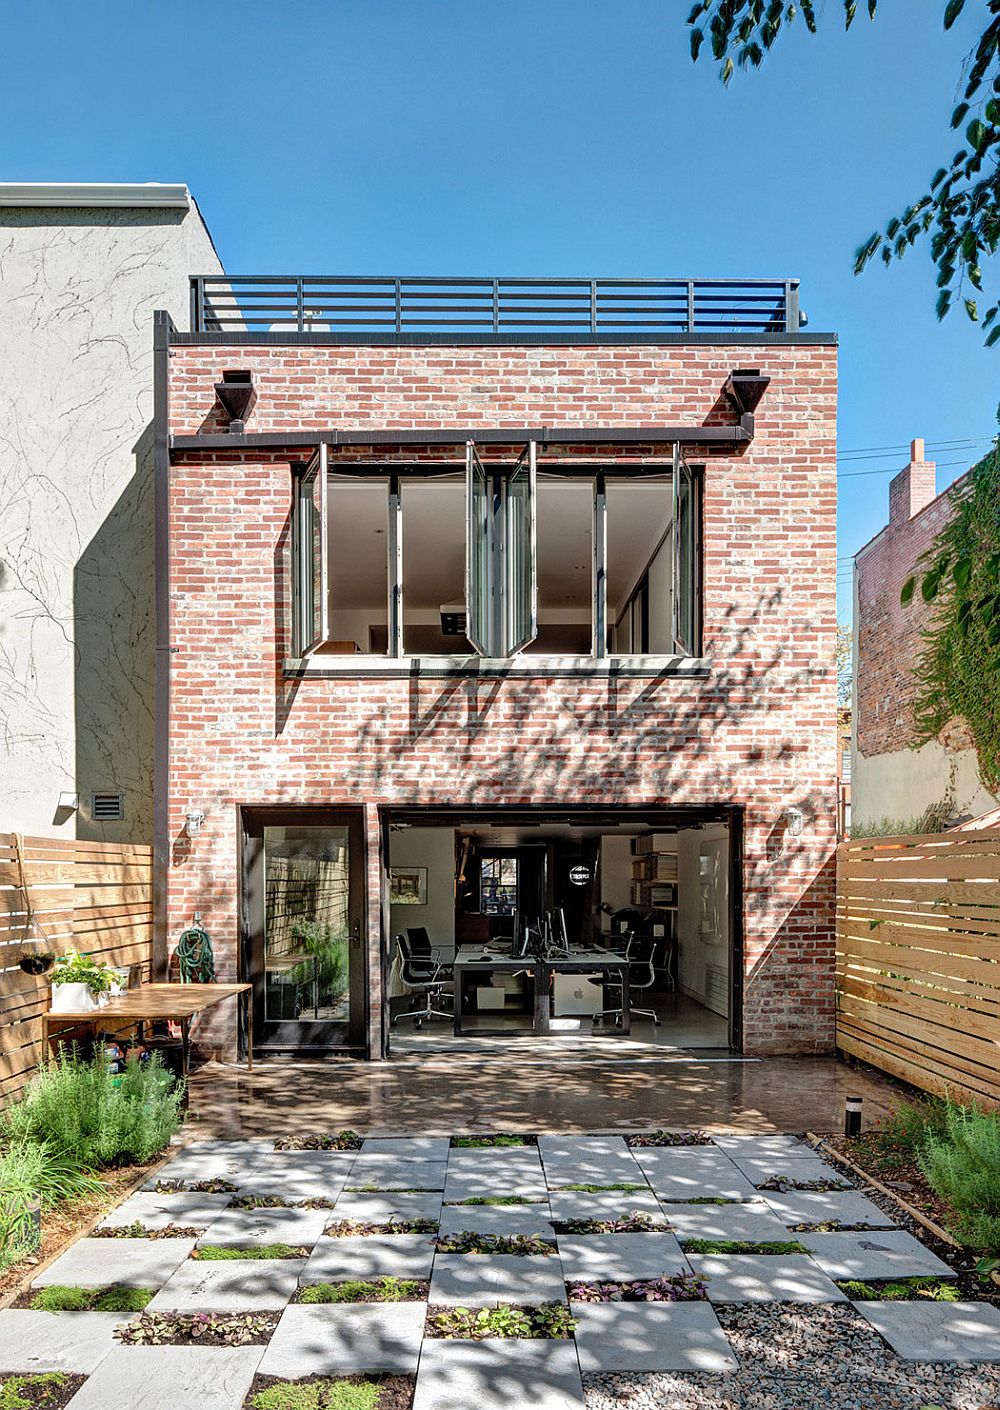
[92,792,124,821]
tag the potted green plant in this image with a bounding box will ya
[50,952,114,1013]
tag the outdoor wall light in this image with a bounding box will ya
[784,807,804,838]
[185,809,206,838]
[57,792,79,812]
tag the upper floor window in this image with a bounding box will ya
[292,442,701,660]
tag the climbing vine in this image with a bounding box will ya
[900,444,1000,789]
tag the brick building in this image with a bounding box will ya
[852,440,999,831]
[156,276,838,1059]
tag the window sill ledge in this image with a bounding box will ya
[282,654,711,680]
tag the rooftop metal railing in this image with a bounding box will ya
[189,275,803,336]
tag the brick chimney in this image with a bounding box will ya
[888,438,937,527]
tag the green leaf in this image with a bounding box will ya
[721,56,734,83]
[986,324,1000,347]
[922,571,941,602]
[952,102,970,129]
[967,118,988,153]
[936,288,952,320]
[965,297,979,321]
[690,26,705,59]
[900,576,916,606]
[944,0,967,28]
[953,556,973,590]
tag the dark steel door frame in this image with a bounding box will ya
[239,805,369,1056]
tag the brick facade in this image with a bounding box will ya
[164,339,838,1056]
[855,445,965,759]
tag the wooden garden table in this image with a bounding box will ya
[40,982,253,1076]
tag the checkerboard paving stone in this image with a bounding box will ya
[630,1152,760,1202]
[143,1142,268,1188]
[711,1134,811,1155]
[803,1229,956,1280]
[538,1136,631,1159]
[0,1310,131,1374]
[557,1233,690,1281]
[98,1191,234,1230]
[361,1136,451,1159]
[233,1151,357,1199]
[347,1156,448,1190]
[430,1252,568,1305]
[548,1188,662,1221]
[730,1154,847,1184]
[333,1191,443,1221]
[443,1167,549,1201]
[259,1302,425,1376]
[62,1344,263,1410]
[198,1205,328,1248]
[33,1237,196,1288]
[438,1203,555,1237]
[148,1258,305,1310]
[687,1253,849,1303]
[852,1299,1000,1362]
[661,1199,795,1243]
[413,1338,584,1410]
[447,1148,544,1178]
[537,1136,645,1188]
[760,1187,899,1229]
[302,1233,436,1280]
[573,1300,738,1373]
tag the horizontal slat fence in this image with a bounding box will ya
[0,833,153,1101]
[836,827,1000,1106]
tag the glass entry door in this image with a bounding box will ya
[243,810,367,1053]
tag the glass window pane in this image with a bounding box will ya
[263,826,351,1031]
[481,856,518,914]
[505,448,537,654]
[466,449,491,654]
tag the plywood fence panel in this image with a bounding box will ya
[0,833,153,1103]
[836,826,1000,1107]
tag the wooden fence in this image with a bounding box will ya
[0,833,153,1101]
[836,826,1000,1106]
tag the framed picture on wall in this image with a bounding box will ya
[390,867,428,905]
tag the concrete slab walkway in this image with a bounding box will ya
[3,1131,1000,1410]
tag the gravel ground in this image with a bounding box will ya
[582,1303,1000,1409]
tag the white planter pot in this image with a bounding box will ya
[50,981,100,1014]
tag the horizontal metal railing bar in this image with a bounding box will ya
[192,274,801,334]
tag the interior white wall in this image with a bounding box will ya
[646,534,673,654]
[676,822,729,1017]
[599,834,633,912]
[389,827,456,955]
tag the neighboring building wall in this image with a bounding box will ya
[852,440,999,830]
[165,338,839,1056]
[0,186,221,839]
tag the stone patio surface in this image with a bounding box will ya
[4,1130,998,1410]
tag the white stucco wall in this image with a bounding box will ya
[0,190,222,839]
[852,739,998,831]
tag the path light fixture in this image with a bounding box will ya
[184,809,206,838]
[845,1095,863,1137]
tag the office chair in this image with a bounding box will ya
[590,934,661,1026]
[391,932,454,1028]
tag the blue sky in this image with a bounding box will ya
[3,0,996,619]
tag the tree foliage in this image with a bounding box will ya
[686,1,1000,344]
[899,443,1000,786]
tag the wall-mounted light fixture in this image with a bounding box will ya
[185,809,206,838]
[57,792,79,812]
[784,807,804,838]
[213,369,256,434]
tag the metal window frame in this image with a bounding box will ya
[292,441,702,663]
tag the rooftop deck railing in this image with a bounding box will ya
[189,275,803,336]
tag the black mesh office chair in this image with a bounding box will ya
[391,932,453,1028]
[590,934,661,1026]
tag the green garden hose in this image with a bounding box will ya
[176,914,216,984]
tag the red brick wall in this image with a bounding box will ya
[166,340,838,1055]
[856,459,965,758]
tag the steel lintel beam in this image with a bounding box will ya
[170,424,751,453]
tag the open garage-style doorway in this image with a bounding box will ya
[381,805,742,1057]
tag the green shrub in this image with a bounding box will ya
[2,1051,183,1168]
[0,1142,102,1272]
[681,1238,809,1255]
[838,1277,961,1301]
[251,1381,380,1410]
[874,1097,949,1161]
[0,1373,71,1410]
[29,1285,153,1313]
[297,1278,422,1304]
[919,1099,1000,1250]
[194,1244,306,1260]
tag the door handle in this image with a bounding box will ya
[350,920,363,951]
